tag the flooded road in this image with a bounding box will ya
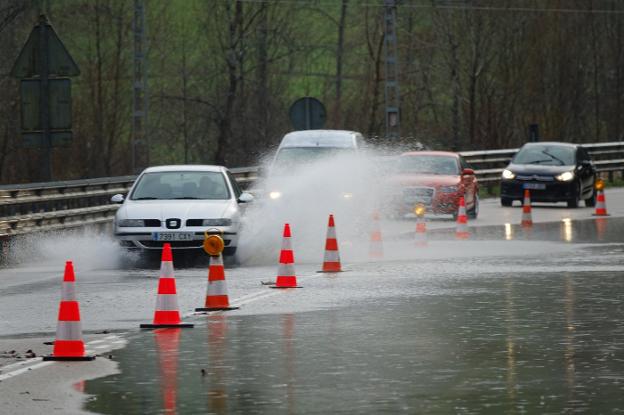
[83,218,624,414]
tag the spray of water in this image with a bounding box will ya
[238,151,386,265]
[5,228,135,270]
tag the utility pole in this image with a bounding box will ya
[383,0,400,140]
[132,0,148,173]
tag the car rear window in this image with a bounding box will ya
[131,171,231,200]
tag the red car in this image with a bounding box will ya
[385,151,479,218]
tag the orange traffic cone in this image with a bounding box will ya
[196,253,239,312]
[319,214,343,272]
[369,210,384,258]
[593,189,610,216]
[521,189,533,227]
[44,261,95,361]
[271,224,301,288]
[455,197,470,239]
[415,215,427,247]
[141,243,194,328]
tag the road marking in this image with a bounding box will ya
[0,361,51,381]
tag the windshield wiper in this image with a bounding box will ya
[134,196,158,200]
[541,150,565,165]
[524,159,553,164]
[173,197,200,199]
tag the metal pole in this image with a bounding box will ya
[39,15,52,181]
[132,0,148,173]
[383,0,400,140]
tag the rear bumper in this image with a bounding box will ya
[500,179,576,202]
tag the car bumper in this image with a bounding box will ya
[500,179,576,202]
[114,228,239,250]
[390,191,462,215]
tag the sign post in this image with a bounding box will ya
[288,97,326,131]
[10,14,80,181]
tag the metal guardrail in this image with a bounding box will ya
[1,142,623,237]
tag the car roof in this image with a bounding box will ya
[141,165,227,174]
[400,151,459,158]
[521,141,578,149]
[279,130,360,148]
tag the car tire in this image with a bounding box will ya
[467,195,479,219]
[567,183,580,208]
[501,197,512,207]
[585,188,596,207]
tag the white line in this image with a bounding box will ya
[0,361,51,381]
[0,357,42,373]
[87,339,105,345]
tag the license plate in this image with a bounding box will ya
[523,182,546,190]
[152,232,194,241]
[404,196,431,205]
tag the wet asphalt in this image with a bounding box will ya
[80,217,624,414]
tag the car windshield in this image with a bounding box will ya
[513,145,576,166]
[397,155,459,175]
[271,147,355,175]
[131,171,230,200]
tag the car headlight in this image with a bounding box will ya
[555,171,575,182]
[269,191,282,200]
[342,192,354,199]
[502,169,515,180]
[118,219,144,227]
[439,185,459,193]
[202,218,232,226]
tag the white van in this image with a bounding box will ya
[269,130,364,176]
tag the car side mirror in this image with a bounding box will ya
[462,168,475,176]
[111,194,125,204]
[256,166,266,178]
[238,192,254,203]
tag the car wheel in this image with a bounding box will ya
[585,187,596,207]
[467,194,479,219]
[501,197,512,207]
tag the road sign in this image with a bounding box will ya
[10,17,80,78]
[289,97,326,130]
[10,15,79,180]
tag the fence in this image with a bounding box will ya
[1,143,623,237]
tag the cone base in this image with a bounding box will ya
[317,270,345,273]
[592,213,610,216]
[43,355,95,361]
[140,323,194,329]
[195,306,240,312]
[270,285,302,289]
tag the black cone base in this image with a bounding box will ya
[195,306,240,312]
[270,285,303,289]
[43,355,96,361]
[140,323,194,329]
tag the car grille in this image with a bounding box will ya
[515,174,554,181]
[402,187,435,205]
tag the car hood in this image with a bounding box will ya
[118,200,234,220]
[507,163,574,175]
[388,174,460,187]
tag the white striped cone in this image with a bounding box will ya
[196,254,239,311]
[415,216,427,247]
[272,223,301,288]
[320,214,342,272]
[521,189,533,227]
[141,244,193,328]
[455,197,470,239]
[44,261,94,361]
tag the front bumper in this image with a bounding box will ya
[389,188,461,216]
[114,227,238,250]
[500,179,576,202]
